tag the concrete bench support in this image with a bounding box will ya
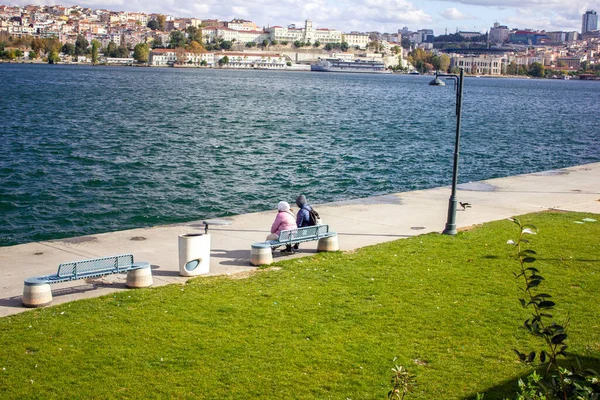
[22,281,53,308]
[250,242,273,266]
[126,264,153,288]
[317,234,339,252]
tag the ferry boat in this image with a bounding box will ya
[310,58,391,74]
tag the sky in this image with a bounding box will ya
[8,0,600,34]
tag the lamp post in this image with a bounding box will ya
[429,68,464,235]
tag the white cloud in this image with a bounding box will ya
[441,7,475,20]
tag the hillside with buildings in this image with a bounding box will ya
[1,4,599,77]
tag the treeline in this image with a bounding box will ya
[406,48,451,73]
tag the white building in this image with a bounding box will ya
[342,33,369,49]
[268,20,342,44]
[149,49,215,66]
[450,54,505,75]
[202,27,269,44]
[216,52,288,69]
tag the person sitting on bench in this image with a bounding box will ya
[266,201,297,252]
[294,194,313,250]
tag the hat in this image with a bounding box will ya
[295,195,307,208]
[277,201,290,212]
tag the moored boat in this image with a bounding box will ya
[310,58,391,74]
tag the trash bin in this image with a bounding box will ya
[178,233,211,276]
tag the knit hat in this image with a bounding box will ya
[278,201,290,212]
[295,195,307,208]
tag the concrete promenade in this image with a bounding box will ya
[1,163,599,317]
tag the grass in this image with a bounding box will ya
[1,211,599,399]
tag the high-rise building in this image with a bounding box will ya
[581,10,598,34]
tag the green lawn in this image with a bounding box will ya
[1,212,599,399]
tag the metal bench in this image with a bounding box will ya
[250,225,339,266]
[22,254,152,307]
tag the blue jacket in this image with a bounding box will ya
[296,204,312,227]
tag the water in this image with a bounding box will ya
[1,64,599,246]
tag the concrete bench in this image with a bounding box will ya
[250,224,339,266]
[22,254,152,307]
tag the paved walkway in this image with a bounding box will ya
[1,163,599,317]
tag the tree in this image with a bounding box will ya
[152,36,163,49]
[313,40,320,48]
[340,41,349,51]
[156,15,166,31]
[31,37,44,54]
[116,43,129,58]
[170,30,186,48]
[75,35,88,56]
[186,26,203,43]
[438,54,450,72]
[147,20,159,30]
[62,42,75,56]
[262,39,269,49]
[218,55,229,66]
[48,50,60,64]
[529,62,544,77]
[91,40,99,64]
[246,41,256,48]
[401,37,411,49]
[28,50,37,59]
[392,45,401,54]
[220,40,232,50]
[133,42,150,63]
[324,43,333,51]
[186,40,204,54]
[105,41,118,57]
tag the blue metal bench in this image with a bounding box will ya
[250,225,339,266]
[266,225,336,249]
[23,254,152,307]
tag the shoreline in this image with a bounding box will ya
[1,162,599,317]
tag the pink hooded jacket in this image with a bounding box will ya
[271,211,297,235]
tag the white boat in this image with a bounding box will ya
[311,58,391,74]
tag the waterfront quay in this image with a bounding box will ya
[1,162,599,317]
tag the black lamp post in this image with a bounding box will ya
[429,68,464,235]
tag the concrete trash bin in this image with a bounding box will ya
[178,233,211,276]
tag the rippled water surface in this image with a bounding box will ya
[1,64,598,246]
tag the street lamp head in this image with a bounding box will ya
[428,77,446,86]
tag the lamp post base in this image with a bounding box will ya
[442,197,458,235]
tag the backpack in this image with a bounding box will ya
[308,208,321,226]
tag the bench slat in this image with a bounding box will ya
[26,254,142,285]
[267,225,334,247]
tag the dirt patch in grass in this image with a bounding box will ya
[227,267,281,280]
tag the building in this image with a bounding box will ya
[449,53,505,75]
[489,23,510,43]
[226,19,258,31]
[582,10,598,35]
[215,52,288,69]
[509,30,549,45]
[148,48,215,66]
[458,31,482,39]
[267,20,342,44]
[342,32,369,49]
[545,31,567,44]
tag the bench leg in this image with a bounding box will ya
[317,234,339,252]
[22,282,52,308]
[126,265,153,288]
[250,243,273,266]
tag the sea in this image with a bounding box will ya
[1,63,599,246]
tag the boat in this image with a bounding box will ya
[310,58,391,74]
[408,70,420,75]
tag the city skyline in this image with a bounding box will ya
[6,0,600,34]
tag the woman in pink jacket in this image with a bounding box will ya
[266,201,297,252]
